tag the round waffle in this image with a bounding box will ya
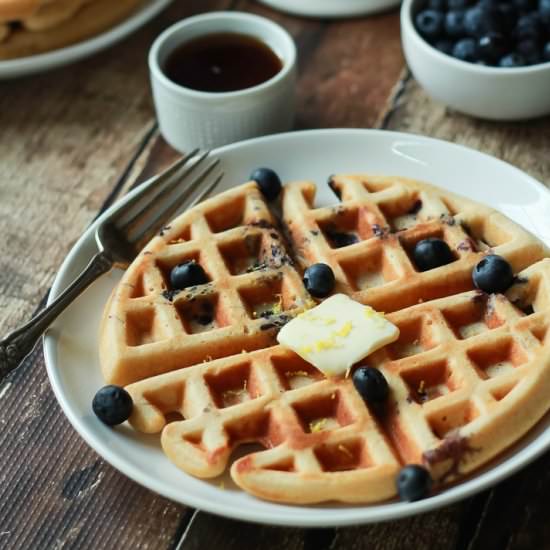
[101,174,550,504]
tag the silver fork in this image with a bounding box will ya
[0,150,223,382]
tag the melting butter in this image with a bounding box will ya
[277,294,399,377]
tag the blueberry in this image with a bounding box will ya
[448,0,470,9]
[445,10,467,37]
[513,0,537,12]
[170,260,208,290]
[250,167,282,201]
[413,238,455,271]
[540,0,550,21]
[415,10,445,40]
[93,385,133,426]
[543,42,550,60]
[452,37,478,61]
[517,39,541,63]
[428,0,447,10]
[515,14,543,42]
[435,39,455,55]
[464,7,490,36]
[499,52,527,66]
[352,366,389,404]
[497,3,518,33]
[472,254,514,293]
[478,32,508,62]
[397,465,433,502]
[303,263,335,298]
[478,0,500,8]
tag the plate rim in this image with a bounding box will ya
[43,128,550,527]
[0,0,173,79]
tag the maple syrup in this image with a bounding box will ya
[164,32,283,93]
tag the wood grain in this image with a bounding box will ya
[176,504,463,550]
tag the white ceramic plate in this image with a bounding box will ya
[44,129,550,527]
[256,0,400,18]
[0,0,172,79]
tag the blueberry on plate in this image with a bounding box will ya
[415,9,445,40]
[303,263,335,298]
[473,254,514,293]
[445,10,467,38]
[250,167,282,201]
[170,260,209,290]
[93,385,133,426]
[352,367,390,404]
[499,52,527,66]
[452,37,479,61]
[478,32,508,62]
[413,238,455,271]
[397,465,433,502]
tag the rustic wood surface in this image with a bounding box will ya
[1,1,549,549]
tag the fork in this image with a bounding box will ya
[0,150,223,382]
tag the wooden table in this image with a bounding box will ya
[1,2,550,548]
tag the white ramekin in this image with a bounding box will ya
[401,0,550,121]
[149,11,297,151]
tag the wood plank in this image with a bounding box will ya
[467,453,550,550]
[177,504,463,550]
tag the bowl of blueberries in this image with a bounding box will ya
[401,0,550,119]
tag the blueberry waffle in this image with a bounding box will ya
[102,174,550,504]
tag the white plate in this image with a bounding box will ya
[44,129,550,527]
[256,0,400,18]
[0,0,173,79]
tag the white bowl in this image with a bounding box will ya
[400,0,550,120]
[149,11,296,151]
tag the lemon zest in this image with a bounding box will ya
[309,418,327,433]
[334,321,353,338]
[285,370,310,378]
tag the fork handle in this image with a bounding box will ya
[0,251,113,382]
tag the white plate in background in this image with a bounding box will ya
[0,0,173,79]
[44,129,550,527]
[257,0,400,18]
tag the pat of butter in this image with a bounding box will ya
[277,294,399,377]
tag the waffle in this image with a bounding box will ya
[0,0,146,60]
[104,174,550,504]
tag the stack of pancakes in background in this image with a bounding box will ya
[0,0,147,59]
